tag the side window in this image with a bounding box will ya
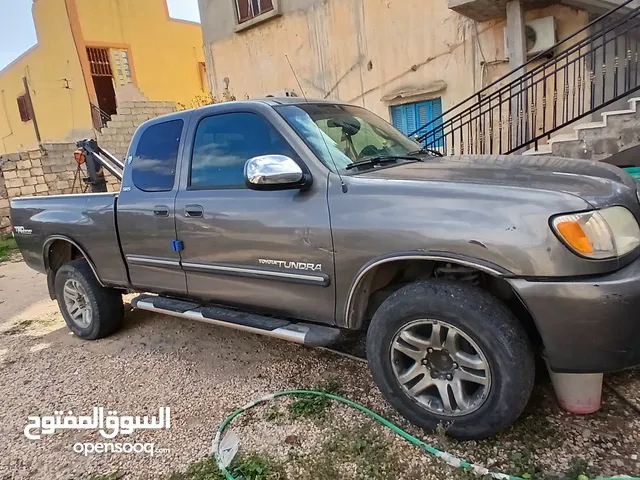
[190,112,296,190]
[131,120,183,192]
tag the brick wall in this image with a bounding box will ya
[0,100,177,234]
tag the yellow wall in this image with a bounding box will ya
[201,0,588,122]
[75,0,206,106]
[0,0,92,154]
[0,0,205,154]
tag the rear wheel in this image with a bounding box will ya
[54,259,124,340]
[366,280,535,440]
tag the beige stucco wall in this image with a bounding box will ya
[199,0,588,122]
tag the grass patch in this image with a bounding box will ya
[288,380,342,420]
[264,406,286,423]
[232,454,281,480]
[88,475,124,480]
[169,454,281,480]
[2,318,34,335]
[505,448,546,480]
[168,457,224,480]
[0,235,17,262]
[302,421,401,480]
[561,458,594,480]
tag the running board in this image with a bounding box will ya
[131,294,342,347]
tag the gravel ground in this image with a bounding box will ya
[1,258,639,479]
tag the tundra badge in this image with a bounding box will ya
[258,258,322,271]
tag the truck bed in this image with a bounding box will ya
[9,193,129,287]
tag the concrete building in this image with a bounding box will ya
[197,0,626,135]
[0,0,205,154]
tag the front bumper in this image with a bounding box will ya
[508,256,640,373]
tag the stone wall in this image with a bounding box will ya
[0,165,8,234]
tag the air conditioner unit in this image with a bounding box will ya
[264,89,298,98]
[504,16,556,59]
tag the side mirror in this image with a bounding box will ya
[244,155,311,191]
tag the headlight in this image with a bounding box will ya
[551,206,640,259]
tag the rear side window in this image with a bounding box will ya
[131,120,183,192]
[190,112,295,189]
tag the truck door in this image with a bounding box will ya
[174,106,335,324]
[117,118,188,295]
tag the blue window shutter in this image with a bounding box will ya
[391,105,405,133]
[431,98,443,147]
[417,102,429,127]
[405,105,417,134]
[432,97,443,118]
[392,99,443,145]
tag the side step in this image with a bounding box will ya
[131,294,342,347]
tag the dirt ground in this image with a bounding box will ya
[1,257,640,480]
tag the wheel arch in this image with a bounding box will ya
[343,253,540,347]
[43,235,105,299]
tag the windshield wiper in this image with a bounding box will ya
[345,155,420,171]
[407,148,444,157]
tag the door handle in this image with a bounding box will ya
[184,204,204,218]
[153,205,169,217]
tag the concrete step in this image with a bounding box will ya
[627,97,640,109]
[522,144,551,156]
[573,121,606,130]
[548,133,579,144]
[601,109,636,119]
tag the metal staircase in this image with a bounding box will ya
[414,0,640,156]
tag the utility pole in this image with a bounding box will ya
[22,76,41,144]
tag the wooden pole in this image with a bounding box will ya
[23,76,41,144]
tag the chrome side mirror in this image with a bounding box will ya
[244,155,311,190]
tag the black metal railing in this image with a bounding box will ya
[414,0,640,155]
[90,103,111,131]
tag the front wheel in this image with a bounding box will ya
[366,280,535,440]
[54,259,124,340]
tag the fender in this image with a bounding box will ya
[343,251,514,329]
[42,235,106,288]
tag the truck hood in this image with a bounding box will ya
[357,154,637,206]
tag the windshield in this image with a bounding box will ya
[276,103,422,172]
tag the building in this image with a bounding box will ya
[0,0,205,154]
[197,0,626,139]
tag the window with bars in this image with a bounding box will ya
[235,0,274,24]
[16,95,32,123]
[86,47,113,77]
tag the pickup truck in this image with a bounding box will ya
[10,98,640,440]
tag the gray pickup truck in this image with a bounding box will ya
[10,98,640,440]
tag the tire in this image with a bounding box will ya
[54,258,124,340]
[366,280,535,440]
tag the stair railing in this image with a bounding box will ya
[414,0,640,155]
[90,103,112,132]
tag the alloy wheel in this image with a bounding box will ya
[62,279,93,329]
[390,319,491,416]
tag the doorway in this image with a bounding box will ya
[86,47,117,116]
[92,76,117,116]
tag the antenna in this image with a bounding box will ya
[285,55,348,193]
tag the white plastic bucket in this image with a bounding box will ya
[543,352,603,414]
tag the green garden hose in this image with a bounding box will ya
[211,390,639,480]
